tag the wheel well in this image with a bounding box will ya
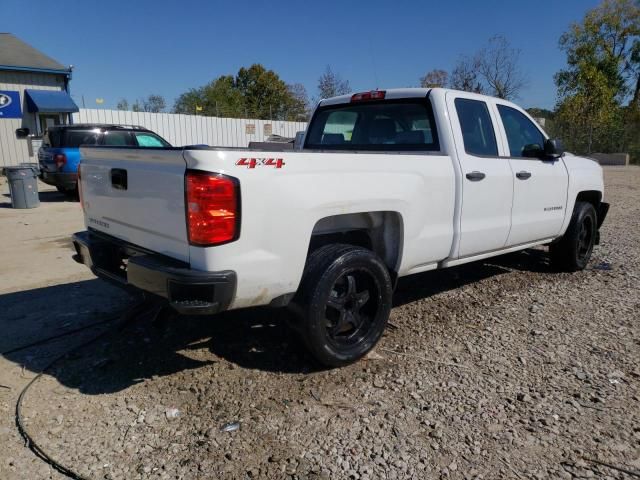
[308,212,403,276]
[576,190,602,207]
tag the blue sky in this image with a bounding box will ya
[4,0,599,111]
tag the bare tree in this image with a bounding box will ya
[476,35,527,100]
[142,94,166,113]
[449,55,485,93]
[420,69,449,88]
[317,65,351,99]
[116,98,129,111]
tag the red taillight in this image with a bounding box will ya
[186,171,239,246]
[351,90,386,102]
[54,153,66,169]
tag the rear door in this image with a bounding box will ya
[493,103,568,246]
[446,92,514,257]
[80,147,189,262]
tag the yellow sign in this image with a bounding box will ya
[95,98,104,104]
[195,105,203,112]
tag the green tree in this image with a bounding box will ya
[554,0,640,156]
[173,65,304,120]
[174,76,245,117]
[236,64,302,119]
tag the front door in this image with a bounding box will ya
[493,103,569,246]
[446,92,514,258]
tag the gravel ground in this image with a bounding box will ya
[1,167,639,480]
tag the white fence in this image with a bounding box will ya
[73,109,308,147]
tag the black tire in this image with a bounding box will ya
[549,201,597,272]
[293,244,392,367]
[57,185,79,199]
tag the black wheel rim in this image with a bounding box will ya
[324,268,380,348]
[577,215,594,261]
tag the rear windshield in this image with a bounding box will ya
[305,99,440,151]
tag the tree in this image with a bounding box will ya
[142,94,166,113]
[476,35,527,99]
[173,64,304,120]
[174,76,245,117]
[317,65,351,99]
[287,83,310,120]
[449,55,484,93]
[236,64,300,119]
[116,98,129,111]
[558,0,640,105]
[419,69,448,88]
[554,0,640,156]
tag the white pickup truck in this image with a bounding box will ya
[72,88,609,366]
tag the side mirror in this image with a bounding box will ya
[15,128,30,139]
[544,138,564,159]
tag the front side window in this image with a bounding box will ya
[454,98,498,156]
[133,132,170,147]
[497,105,545,157]
[305,100,440,151]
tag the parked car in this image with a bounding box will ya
[72,88,609,367]
[38,124,171,196]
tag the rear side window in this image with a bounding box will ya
[305,100,439,151]
[497,105,545,157]
[454,98,498,156]
[43,129,62,147]
[102,130,135,146]
[61,129,100,148]
[133,132,169,147]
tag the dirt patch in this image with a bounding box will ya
[1,168,639,480]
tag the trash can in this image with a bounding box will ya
[5,165,40,209]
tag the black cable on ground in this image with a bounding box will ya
[14,297,152,480]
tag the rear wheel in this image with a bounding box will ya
[549,201,597,272]
[56,185,78,199]
[293,244,392,367]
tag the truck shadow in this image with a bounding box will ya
[1,248,553,394]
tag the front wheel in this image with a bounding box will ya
[293,244,393,367]
[549,201,597,272]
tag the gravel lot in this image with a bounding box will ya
[0,167,638,480]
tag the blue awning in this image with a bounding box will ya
[25,89,79,113]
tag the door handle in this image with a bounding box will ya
[516,171,532,180]
[465,171,486,181]
[110,168,128,190]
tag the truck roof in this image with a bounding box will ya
[317,87,513,108]
[318,88,432,106]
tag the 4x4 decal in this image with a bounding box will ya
[236,158,285,169]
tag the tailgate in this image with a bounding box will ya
[79,147,189,262]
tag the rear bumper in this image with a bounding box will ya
[72,230,236,315]
[40,171,77,190]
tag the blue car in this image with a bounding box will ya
[38,124,171,195]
